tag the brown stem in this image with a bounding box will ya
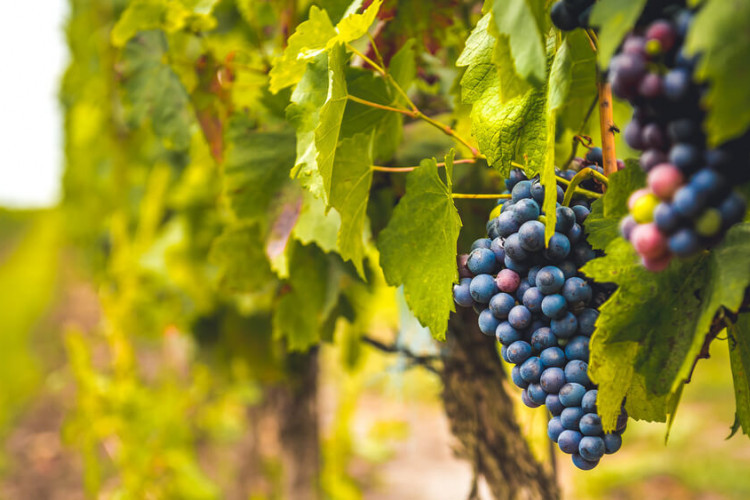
[598,80,618,177]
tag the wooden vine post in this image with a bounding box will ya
[598,80,618,177]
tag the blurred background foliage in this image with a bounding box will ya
[0,0,748,499]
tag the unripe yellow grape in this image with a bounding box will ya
[489,203,504,220]
[631,193,660,223]
[695,208,722,237]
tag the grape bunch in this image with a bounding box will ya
[453,168,627,470]
[551,0,687,32]
[609,9,748,269]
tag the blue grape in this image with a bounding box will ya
[522,287,544,314]
[579,436,605,461]
[541,294,568,319]
[567,223,583,245]
[578,308,598,336]
[513,199,541,224]
[536,266,565,294]
[521,389,541,408]
[504,233,529,262]
[478,308,501,336]
[467,247,497,275]
[654,202,682,235]
[540,347,566,368]
[519,356,544,383]
[504,255,529,274]
[519,220,546,252]
[558,429,583,454]
[512,180,533,202]
[668,228,701,257]
[496,322,522,345]
[507,341,533,364]
[562,277,592,306]
[470,238,492,251]
[616,410,628,433]
[487,218,500,240]
[548,416,565,442]
[490,237,505,262]
[515,280,532,300]
[559,383,587,408]
[572,453,599,470]
[603,433,622,454]
[551,312,578,339]
[508,305,532,330]
[506,168,527,191]
[579,413,603,436]
[564,360,591,386]
[663,68,691,101]
[581,390,598,414]
[669,143,702,174]
[546,394,565,416]
[511,365,530,389]
[540,367,566,393]
[561,406,584,430]
[530,180,545,204]
[556,206,576,233]
[489,292,516,319]
[559,261,577,280]
[527,266,541,285]
[496,211,520,237]
[572,242,596,266]
[572,205,590,224]
[690,168,726,200]
[500,345,510,363]
[565,336,590,361]
[673,184,707,219]
[586,147,603,165]
[530,327,557,352]
[453,278,473,307]
[528,383,548,405]
[544,233,572,261]
[469,274,497,303]
[719,192,747,227]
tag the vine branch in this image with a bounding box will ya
[361,335,441,374]
[372,158,478,172]
[598,79,619,177]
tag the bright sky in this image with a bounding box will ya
[0,1,68,208]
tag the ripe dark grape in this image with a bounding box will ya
[453,167,626,470]
[612,9,749,269]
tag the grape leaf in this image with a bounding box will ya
[685,0,750,145]
[456,14,497,105]
[377,158,462,341]
[329,133,374,277]
[584,159,645,250]
[729,314,750,438]
[589,0,648,68]
[120,31,194,150]
[541,110,557,243]
[269,1,383,93]
[489,0,547,85]
[269,7,337,94]
[491,85,548,175]
[675,224,750,391]
[287,54,330,201]
[210,224,274,292]
[316,44,349,199]
[293,191,342,253]
[112,0,190,47]
[223,115,296,222]
[273,241,330,351]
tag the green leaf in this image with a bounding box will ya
[273,242,331,351]
[269,6,337,94]
[548,40,572,113]
[377,159,462,341]
[589,0,648,68]
[329,133,374,277]
[121,31,193,150]
[555,31,597,132]
[111,0,190,47]
[675,223,750,390]
[456,14,498,105]
[223,115,296,222]
[729,314,750,438]
[584,159,645,250]
[210,224,274,292]
[269,1,383,93]
[293,190,342,253]
[316,44,349,199]
[389,39,417,107]
[333,0,383,46]
[541,109,557,243]
[490,0,547,85]
[685,0,750,145]
[287,54,330,200]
